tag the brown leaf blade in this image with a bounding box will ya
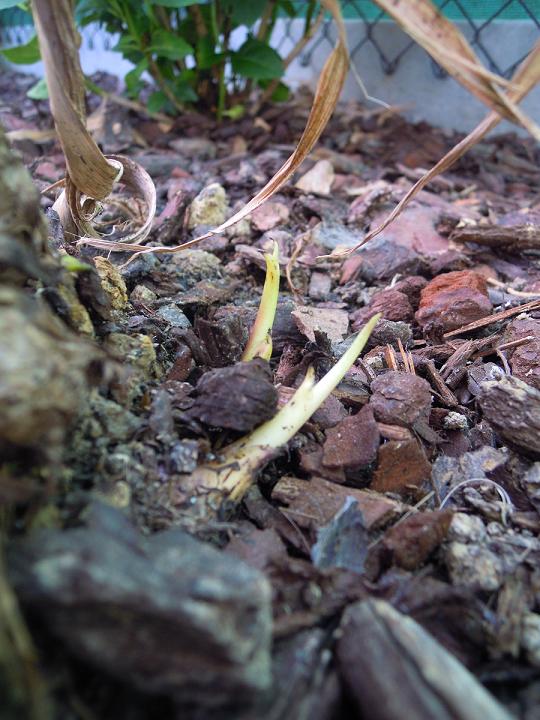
[373,0,540,136]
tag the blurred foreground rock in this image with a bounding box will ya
[7,503,272,707]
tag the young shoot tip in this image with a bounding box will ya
[241,241,280,362]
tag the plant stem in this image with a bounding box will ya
[147,56,184,112]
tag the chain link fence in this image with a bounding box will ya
[1,1,538,80]
[1,0,539,131]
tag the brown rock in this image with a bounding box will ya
[369,371,432,427]
[369,288,414,322]
[189,358,277,431]
[416,270,492,334]
[392,275,428,310]
[250,201,290,232]
[272,476,405,531]
[379,510,453,571]
[322,405,380,472]
[371,439,431,494]
[339,237,421,285]
[299,445,346,484]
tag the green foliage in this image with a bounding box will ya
[1,0,319,118]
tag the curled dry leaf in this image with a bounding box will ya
[78,0,349,258]
[32,0,155,245]
[337,39,540,257]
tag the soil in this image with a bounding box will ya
[2,68,540,720]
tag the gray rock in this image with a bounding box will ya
[432,446,507,499]
[155,303,191,328]
[479,376,540,457]
[355,236,421,283]
[368,319,413,348]
[445,541,504,591]
[169,248,223,287]
[7,503,272,705]
[311,220,359,250]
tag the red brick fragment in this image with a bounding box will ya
[322,405,380,473]
[415,270,492,334]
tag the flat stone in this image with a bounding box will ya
[371,439,431,494]
[369,371,432,427]
[155,303,191,328]
[292,305,349,343]
[504,317,540,390]
[322,405,380,472]
[295,159,335,196]
[479,376,540,457]
[416,270,492,334]
[340,236,421,285]
[250,201,290,232]
[308,271,332,301]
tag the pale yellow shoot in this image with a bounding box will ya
[242,242,280,362]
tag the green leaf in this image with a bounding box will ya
[222,0,268,26]
[196,35,222,70]
[124,58,148,97]
[174,73,198,102]
[149,29,193,60]
[259,79,289,102]
[0,1,24,9]
[231,38,283,80]
[152,0,201,6]
[222,104,245,120]
[27,77,48,100]
[0,34,40,65]
[147,90,168,113]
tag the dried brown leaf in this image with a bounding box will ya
[33,0,156,244]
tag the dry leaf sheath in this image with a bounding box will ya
[32,0,155,244]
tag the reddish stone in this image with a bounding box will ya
[371,439,431,494]
[392,275,428,310]
[369,205,448,256]
[369,371,432,427]
[378,510,453,570]
[369,288,414,322]
[415,270,492,333]
[299,445,346,484]
[322,405,380,472]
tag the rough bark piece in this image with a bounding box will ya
[371,439,431,494]
[336,600,513,720]
[189,358,278,431]
[451,223,540,252]
[322,405,380,472]
[377,510,452,571]
[478,376,540,457]
[7,502,272,705]
[272,475,404,532]
[369,371,432,427]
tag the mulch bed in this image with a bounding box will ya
[2,68,540,719]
